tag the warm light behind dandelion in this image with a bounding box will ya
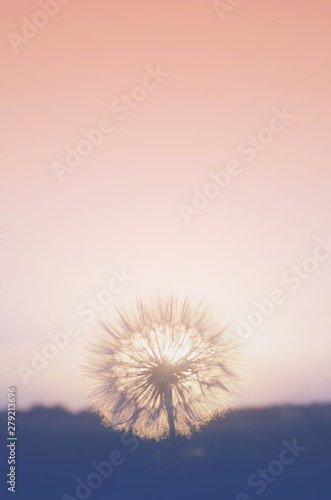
[83,294,246,440]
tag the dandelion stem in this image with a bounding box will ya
[165,385,176,438]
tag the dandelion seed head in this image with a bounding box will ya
[83,293,246,440]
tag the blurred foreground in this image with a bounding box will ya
[0,404,330,499]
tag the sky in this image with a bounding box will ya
[0,0,331,411]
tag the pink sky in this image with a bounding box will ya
[0,0,331,410]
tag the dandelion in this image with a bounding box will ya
[83,293,246,440]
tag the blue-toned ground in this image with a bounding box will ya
[0,404,330,499]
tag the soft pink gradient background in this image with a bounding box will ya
[1,0,330,410]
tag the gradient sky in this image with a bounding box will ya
[1,0,331,411]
